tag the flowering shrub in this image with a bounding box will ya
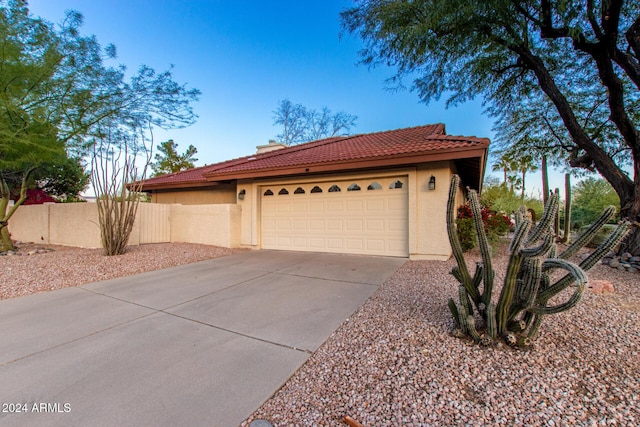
[22,189,57,205]
[456,204,511,251]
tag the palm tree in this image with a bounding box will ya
[492,154,516,189]
[515,155,539,199]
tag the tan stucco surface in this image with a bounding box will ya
[10,202,242,249]
[151,184,236,205]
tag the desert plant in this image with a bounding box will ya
[446,175,629,347]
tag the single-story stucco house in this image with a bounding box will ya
[139,124,489,260]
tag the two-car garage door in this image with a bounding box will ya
[261,176,408,257]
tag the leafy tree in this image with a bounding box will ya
[572,177,620,228]
[151,139,198,176]
[0,1,199,252]
[273,99,357,145]
[341,0,640,254]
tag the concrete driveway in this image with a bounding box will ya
[0,250,405,427]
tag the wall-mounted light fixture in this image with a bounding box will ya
[428,175,436,191]
[238,189,246,200]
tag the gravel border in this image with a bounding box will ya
[242,247,639,426]
[0,242,246,300]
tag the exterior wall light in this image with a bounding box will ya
[428,175,436,190]
[238,189,246,200]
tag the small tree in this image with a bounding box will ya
[273,99,357,145]
[91,124,151,256]
[151,139,198,176]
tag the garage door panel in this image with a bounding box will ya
[346,240,364,250]
[327,219,343,230]
[327,239,344,249]
[346,200,364,211]
[366,199,385,211]
[261,177,408,257]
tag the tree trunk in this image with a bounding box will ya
[0,224,12,252]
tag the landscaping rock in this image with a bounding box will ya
[609,259,621,268]
[589,280,615,293]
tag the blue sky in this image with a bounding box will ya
[27,0,564,194]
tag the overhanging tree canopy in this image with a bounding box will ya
[341,0,640,254]
[0,0,200,251]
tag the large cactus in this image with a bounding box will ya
[446,175,630,346]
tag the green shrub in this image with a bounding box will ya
[456,204,511,251]
[456,218,477,251]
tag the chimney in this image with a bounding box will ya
[256,139,287,154]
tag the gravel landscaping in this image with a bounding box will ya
[0,242,246,300]
[242,245,639,427]
[1,241,638,426]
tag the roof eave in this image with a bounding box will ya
[203,147,488,181]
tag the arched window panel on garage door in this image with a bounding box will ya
[389,180,404,189]
[310,186,323,193]
[278,188,289,195]
[347,183,361,191]
[294,187,305,194]
[263,189,274,196]
[367,182,382,190]
[328,184,341,192]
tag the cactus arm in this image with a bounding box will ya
[559,206,616,260]
[464,316,482,342]
[531,259,588,315]
[527,192,559,245]
[542,222,631,299]
[486,303,497,339]
[446,175,477,301]
[509,257,542,322]
[577,222,630,271]
[520,234,554,258]
[459,285,474,317]
[561,174,571,243]
[448,299,461,328]
[495,218,530,333]
[467,189,494,306]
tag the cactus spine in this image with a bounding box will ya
[445,175,630,346]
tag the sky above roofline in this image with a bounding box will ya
[27,0,574,196]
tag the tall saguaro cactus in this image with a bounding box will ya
[446,175,629,346]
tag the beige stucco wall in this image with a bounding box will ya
[8,203,53,244]
[151,184,236,204]
[11,203,103,248]
[410,162,456,260]
[170,204,241,247]
[9,202,241,249]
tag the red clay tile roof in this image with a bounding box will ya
[140,124,489,190]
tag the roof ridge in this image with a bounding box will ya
[201,136,349,177]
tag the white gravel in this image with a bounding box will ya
[242,246,640,427]
[0,242,246,300]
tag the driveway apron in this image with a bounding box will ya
[0,250,405,427]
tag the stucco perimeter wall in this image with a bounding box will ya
[11,203,103,248]
[170,204,241,247]
[410,162,456,260]
[10,203,241,249]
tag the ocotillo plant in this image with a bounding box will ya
[446,175,630,346]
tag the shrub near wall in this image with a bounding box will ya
[456,204,511,251]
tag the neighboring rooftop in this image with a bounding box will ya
[139,124,489,190]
